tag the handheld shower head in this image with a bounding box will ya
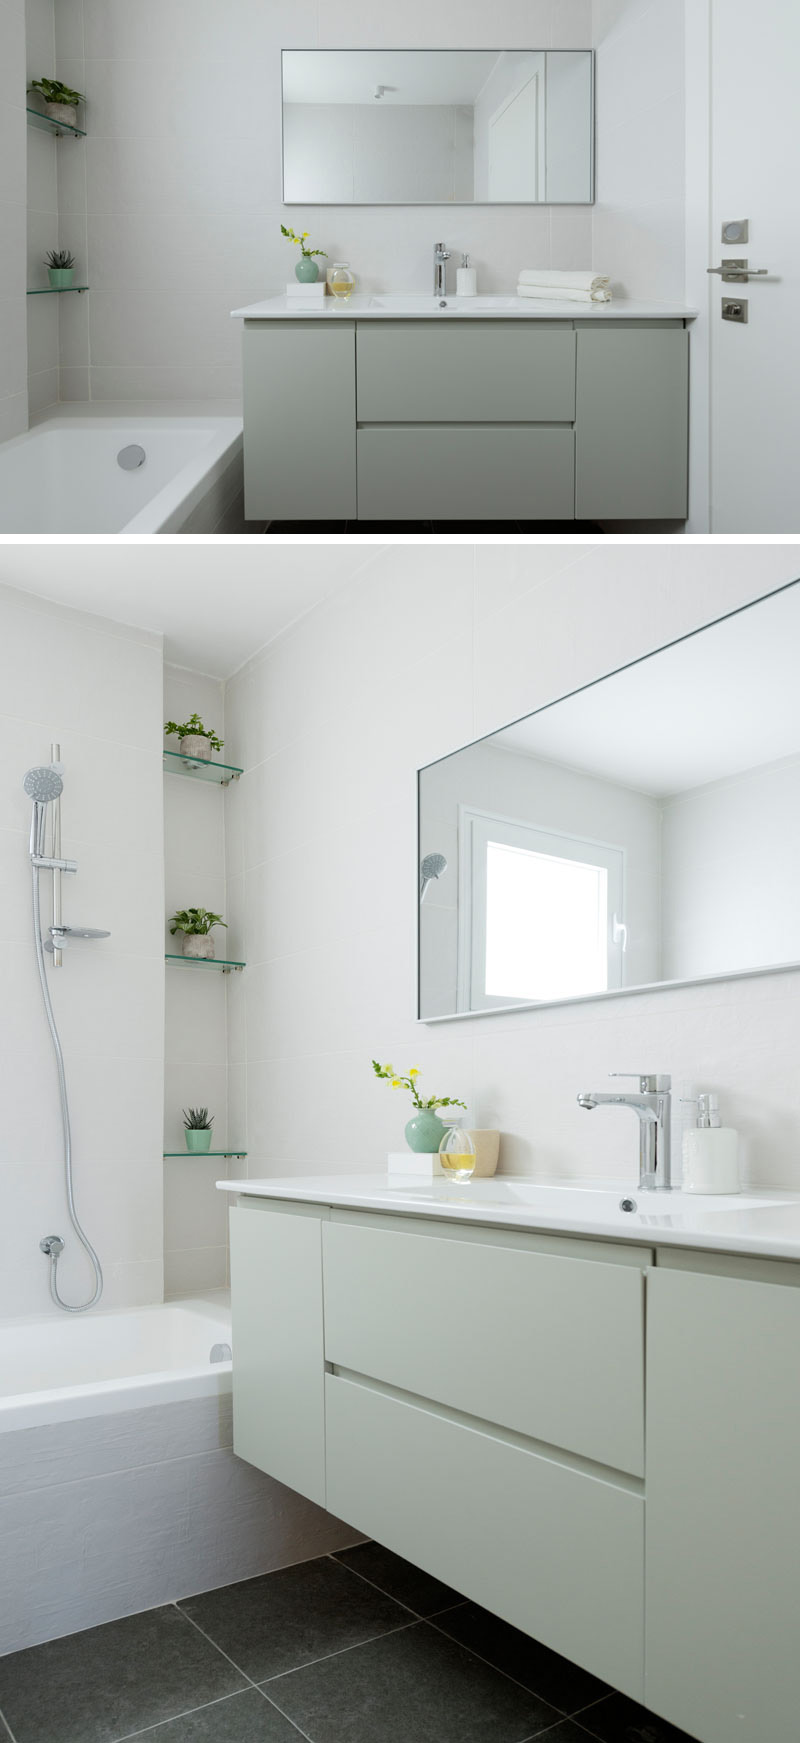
[24,766,64,803]
[420,851,448,901]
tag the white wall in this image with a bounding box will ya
[592,0,686,300]
[0,583,165,1319]
[163,665,233,1298]
[224,545,800,1192]
[41,0,592,403]
[0,0,28,438]
[662,756,800,982]
[25,0,59,414]
[284,104,474,205]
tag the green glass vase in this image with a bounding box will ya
[405,1109,447,1153]
[295,256,319,283]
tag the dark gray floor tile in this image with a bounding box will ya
[575,1693,696,1743]
[179,1558,412,1682]
[0,1607,245,1743]
[332,1542,464,1617]
[433,1602,610,1714]
[265,1619,561,1743]
[537,1725,601,1743]
[118,1688,304,1742]
[344,521,434,532]
[265,522,348,533]
[431,522,521,533]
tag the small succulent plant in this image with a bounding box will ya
[29,78,85,107]
[183,1108,214,1131]
[169,908,227,937]
[164,712,224,752]
[46,249,76,270]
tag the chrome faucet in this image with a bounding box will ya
[433,241,451,299]
[577,1074,672,1191]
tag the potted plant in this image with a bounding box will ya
[164,712,224,762]
[46,249,76,290]
[372,1060,467,1153]
[281,224,328,284]
[183,1108,214,1154]
[169,908,227,960]
[28,78,85,129]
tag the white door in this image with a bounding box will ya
[706,0,800,530]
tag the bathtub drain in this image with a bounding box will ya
[210,1342,232,1363]
[117,444,146,470]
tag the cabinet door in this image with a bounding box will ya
[357,426,575,521]
[646,1267,800,1743]
[326,1373,644,1701]
[229,1203,326,1507]
[575,326,689,520]
[242,322,357,520]
[357,322,576,422]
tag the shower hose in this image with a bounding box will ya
[32,860,103,1312]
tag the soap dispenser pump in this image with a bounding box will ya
[456,253,477,297]
[681,1093,740,1194]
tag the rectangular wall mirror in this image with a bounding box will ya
[281,50,594,205]
[418,580,800,1019]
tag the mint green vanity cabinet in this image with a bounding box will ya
[645,1258,800,1743]
[229,1200,327,1507]
[242,321,357,521]
[241,317,690,522]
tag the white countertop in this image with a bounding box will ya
[231,294,697,322]
[219,1173,800,1261]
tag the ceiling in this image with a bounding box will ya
[0,546,378,678]
[497,581,800,796]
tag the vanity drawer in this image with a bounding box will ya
[326,1373,644,1702]
[356,426,575,520]
[356,322,575,423]
[323,1220,645,1474]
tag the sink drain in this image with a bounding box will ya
[117,443,146,470]
[619,1197,638,1213]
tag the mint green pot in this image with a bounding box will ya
[295,256,319,283]
[405,1109,448,1153]
[185,1129,212,1154]
[48,268,74,289]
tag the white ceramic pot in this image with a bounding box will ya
[46,101,78,127]
[179,734,211,761]
[182,933,215,959]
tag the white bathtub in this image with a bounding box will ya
[0,1296,232,1433]
[0,411,244,533]
[0,1296,362,1654]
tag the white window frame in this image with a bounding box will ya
[457,805,626,1012]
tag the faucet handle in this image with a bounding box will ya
[609,1073,671,1093]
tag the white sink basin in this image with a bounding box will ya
[368,294,520,313]
[383,1176,794,1230]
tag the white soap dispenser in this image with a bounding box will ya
[681,1093,740,1194]
[456,253,477,297]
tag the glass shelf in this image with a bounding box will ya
[165,952,245,973]
[27,106,86,138]
[164,1150,247,1159]
[163,749,242,785]
[27,285,88,295]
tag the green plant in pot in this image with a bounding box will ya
[28,77,85,129]
[183,1107,214,1154]
[372,1060,467,1153]
[164,712,224,763]
[45,248,76,290]
[281,223,327,284]
[169,907,227,961]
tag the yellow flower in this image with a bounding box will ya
[408,1067,420,1078]
[391,1078,402,1089]
[302,232,309,239]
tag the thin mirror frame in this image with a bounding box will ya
[281,48,595,206]
[417,576,800,1024]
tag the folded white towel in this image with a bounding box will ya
[518,269,611,294]
[516,284,612,304]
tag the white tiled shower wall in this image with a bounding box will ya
[6,0,702,408]
[0,0,28,437]
[224,546,800,1190]
[162,664,233,1297]
[0,583,165,1320]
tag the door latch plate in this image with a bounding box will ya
[722,297,748,323]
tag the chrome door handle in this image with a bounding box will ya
[707,259,769,280]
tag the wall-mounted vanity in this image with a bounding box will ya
[236,45,694,523]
